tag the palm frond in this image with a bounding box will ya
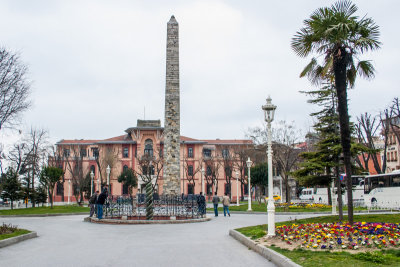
[357,60,376,79]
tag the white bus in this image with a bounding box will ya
[363,171,400,208]
[298,175,366,205]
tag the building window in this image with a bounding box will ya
[225,167,232,177]
[224,183,231,195]
[122,183,129,195]
[206,184,212,195]
[56,182,64,196]
[80,149,87,157]
[123,165,128,172]
[222,149,229,159]
[206,166,212,176]
[123,147,129,158]
[63,149,70,157]
[188,147,193,158]
[188,165,193,176]
[203,149,211,158]
[92,148,99,158]
[188,184,194,195]
[159,147,163,158]
[144,139,153,157]
[73,184,79,195]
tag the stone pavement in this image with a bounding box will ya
[0,213,322,267]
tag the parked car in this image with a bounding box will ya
[265,195,281,201]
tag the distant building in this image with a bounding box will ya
[53,120,253,202]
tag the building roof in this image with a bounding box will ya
[201,139,253,145]
[180,136,207,144]
[57,135,253,146]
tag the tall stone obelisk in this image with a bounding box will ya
[163,15,181,195]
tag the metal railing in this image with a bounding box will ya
[104,194,203,220]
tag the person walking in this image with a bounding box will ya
[222,193,230,217]
[89,191,98,217]
[96,188,108,219]
[212,192,219,217]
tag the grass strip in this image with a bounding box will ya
[0,229,31,241]
[0,205,89,215]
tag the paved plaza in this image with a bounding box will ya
[0,213,321,267]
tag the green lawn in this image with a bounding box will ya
[207,203,366,213]
[236,214,400,267]
[0,229,31,241]
[0,205,89,215]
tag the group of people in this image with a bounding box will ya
[89,189,232,219]
[88,187,108,219]
[212,192,231,217]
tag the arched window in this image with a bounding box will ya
[123,165,128,172]
[144,139,153,157]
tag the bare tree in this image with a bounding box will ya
[64,145,88,205]
[247,121,303,202]
[203,155,222,195]
[233,146,252,201]
[389,97,400,143]
[356,112,386,174]
[0,48,31,131]
[183,157,202,194]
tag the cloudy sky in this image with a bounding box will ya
[0,0,398,146]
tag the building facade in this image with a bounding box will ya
[53,120,253,202]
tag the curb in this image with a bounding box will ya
[0,232,38,248]
[229,229,301,267]
[85,216,211,224]
[0,212,88,218]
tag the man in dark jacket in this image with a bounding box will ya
[89,191,98,217]
[212,192,219,217]
[96,188,108,219]
[197,192,206,217]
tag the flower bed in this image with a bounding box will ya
[261,222,400,252]
[275,202,332,209]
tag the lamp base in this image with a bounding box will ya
[267,199,275,237]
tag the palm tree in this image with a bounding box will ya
[291,0,380,224]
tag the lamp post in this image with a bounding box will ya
[97,175,100,193]
[201,167,205,196]
[68,179,71,204]
[280,176,283,204]
[262,96,277,237]
[90,171,94,196]
[106,165,111,194]
[331,178,337,215]
[246,157,252,211]
[236,171,239,206]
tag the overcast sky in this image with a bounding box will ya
[0,0,398,146]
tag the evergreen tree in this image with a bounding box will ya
[117,168,138,197]
[40,166,63,208]
[1,168,23,209]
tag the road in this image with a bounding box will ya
[0,213,320,267]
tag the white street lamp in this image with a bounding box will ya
[246,157,252,211]
[90,171,94,196]
[331,178,337,215]
[201,167,205,196]
[68,179,71,204]
[236,171,239,206]
[106,165,111,194]
[262,96,277,237]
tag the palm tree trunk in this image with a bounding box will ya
[333,47,353,225]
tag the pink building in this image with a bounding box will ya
[54,120,253,202]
